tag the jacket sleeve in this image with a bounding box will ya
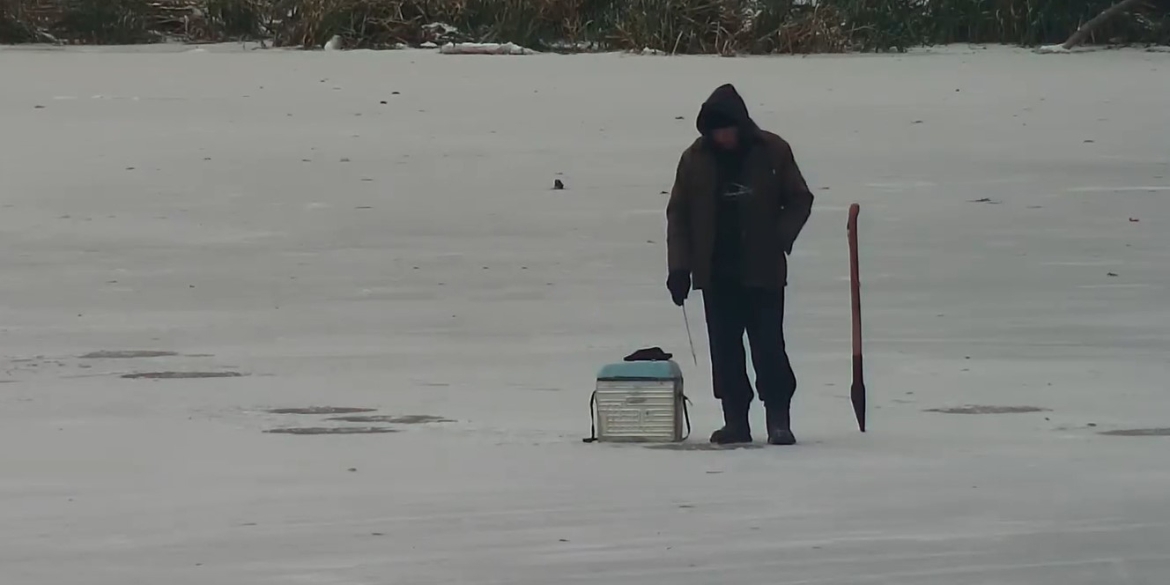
[776,142,814,254]
[665,151,692,273]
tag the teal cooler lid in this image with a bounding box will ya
[597,360,683,381]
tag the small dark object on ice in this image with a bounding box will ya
[35,105,45,109]
[1129,218,1140,222]
[1084,139,1095,143]
[675,116,684,120]
[1107,272,1119,277]
[553,179,565,190]
[624,347,673,362]
[969,198,1000,204]
[380,100,387,104]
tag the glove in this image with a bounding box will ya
[666,270,691,307]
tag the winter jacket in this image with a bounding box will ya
[666,84,814,290]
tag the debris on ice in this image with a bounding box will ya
[438,42,539,56]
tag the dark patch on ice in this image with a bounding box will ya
[646,443,765,451]
[265,427,398,435]
[268,407,376,415]
[926,405,1049,415]
[1099,428,1170,437]
[122,371,243,379]
[81,350,178,359]
[327,414,453,424]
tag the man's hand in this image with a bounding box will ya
[667,270,691,306]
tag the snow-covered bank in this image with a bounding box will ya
[1,46,1169,584]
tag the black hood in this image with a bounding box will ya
[695,84,759,139]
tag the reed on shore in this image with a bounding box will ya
[2,0,1167,52]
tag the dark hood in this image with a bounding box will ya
[695,84,759,139]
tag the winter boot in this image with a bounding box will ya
[710,401,752,444]
[766,406,796,446]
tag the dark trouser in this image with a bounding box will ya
[701,282,797,410]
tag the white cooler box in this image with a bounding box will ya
[586,360,690,443]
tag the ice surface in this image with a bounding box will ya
[1,44,1169,584]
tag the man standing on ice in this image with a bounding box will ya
[665,83,814,446]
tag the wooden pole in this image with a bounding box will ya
[847,203,866,432]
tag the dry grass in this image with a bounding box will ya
[2,0,1168,51]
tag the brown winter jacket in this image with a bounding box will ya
[666,84,814,291]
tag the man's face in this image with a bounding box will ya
[710,126,738,150]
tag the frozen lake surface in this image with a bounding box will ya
[2,44,1169,584]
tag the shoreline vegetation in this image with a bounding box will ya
[2,0,1168,53]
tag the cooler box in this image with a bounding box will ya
[591,360,688,442]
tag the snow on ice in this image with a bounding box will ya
[1,44,1169,584]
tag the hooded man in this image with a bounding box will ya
[665,84,814,445]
